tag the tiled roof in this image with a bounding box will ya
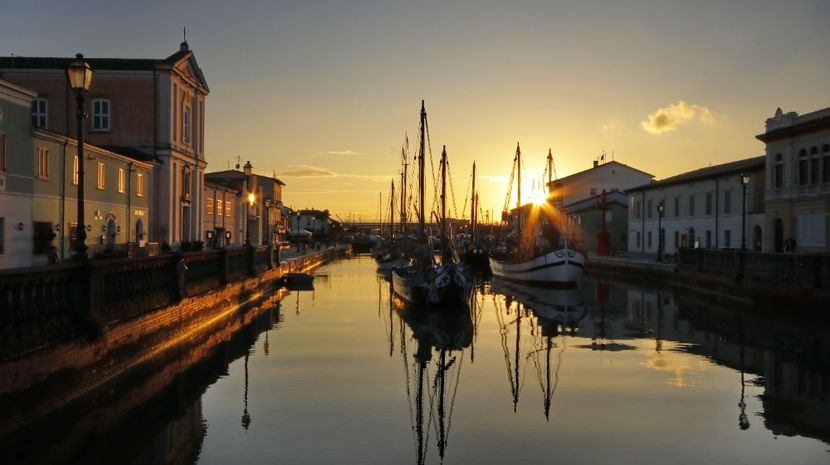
[627,155,765,192]
[548,160,654,186]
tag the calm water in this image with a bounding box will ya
[8,255,830,464]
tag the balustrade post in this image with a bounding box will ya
[222,248,231,285]
[248,245,256,277]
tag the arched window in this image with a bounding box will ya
[810,146,820,184]
[823,144,830,183]
[774,153,784,188]
[798,149,808,185]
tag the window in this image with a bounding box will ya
[798,149,808,185]
[226,201,231,217]
[705,192,712,215]
[136,173,144,197]
[118,168,125,193]
[688,194,695,217]
[706,230,712,248]
[37,147,49,179]
[97,162,105,190]
[0,217,4,254]
[724,230,731,248]
[72,156,79,185]
[774,153,784,188]
[674,230,679,249]
[647,231,652,248]
[810,147,820,184]
[206,197,214,215]
[636,231,641,248]
[647,199,653,219]
[723,189,732,214]
[823,145,830,183]
[216,199,223,216]
[674,196,680,217]
[183,106,192,144]
[32,98,47,128]
[92,99,111,131]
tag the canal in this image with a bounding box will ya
[3,255,829,464]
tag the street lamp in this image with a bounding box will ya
[656,200,664,262]
[67,53,93,259]
[243,161,253,245]
[740,173,750,251]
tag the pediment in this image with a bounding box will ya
[171,54,209,93]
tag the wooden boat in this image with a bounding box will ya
[284,273,314,287]
[460,161,491,274]
[489,145,585,286]
[392,101,471,307]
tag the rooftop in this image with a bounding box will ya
[627,155,765,192]
[547,160,654,187]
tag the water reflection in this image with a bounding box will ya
[3,256,830,464]
[393,296,473,464]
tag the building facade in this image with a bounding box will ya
[204,168,285,246]
[626,156,765,257]
[0,42,209,247]
[202,181,242,248]
[547,159,653,254]
[32,129,153,263]
[757,107,830,253]
[0,79,36,269]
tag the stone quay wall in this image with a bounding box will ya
[586,250,830,305]
[0,245,350,436]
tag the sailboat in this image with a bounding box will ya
[391,101,471,307]
[461,161,491,274]
[489,144,586,285]
[377,179,409,272]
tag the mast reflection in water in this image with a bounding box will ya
[3,256,829,465]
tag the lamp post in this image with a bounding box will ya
[243,161,253,245]
[740,173,750,251]
[67,53,93,259]
[656,200,664,262]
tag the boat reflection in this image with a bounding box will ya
[490,277,586,420]
[392,291,474,464]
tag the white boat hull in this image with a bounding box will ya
[489,248,585,285]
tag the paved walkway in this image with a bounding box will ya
[586,252,677,273]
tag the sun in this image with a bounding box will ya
[530,190,548,206]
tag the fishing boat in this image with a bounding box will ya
[376,179,409,272]
[391,101,471,307]
[489,145,585,286]
[461,161,491,274]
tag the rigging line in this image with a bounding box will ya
[461,170,472,221]
[424,117,439,220]
[447,158,460,222]
[445,349,465,447]
[495,298,518,404]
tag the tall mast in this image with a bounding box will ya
[441,146,447,243]
[419,101,426,243]
[547,149,553,188]
[400,144,408,236]
[390,178,395,239]
[471,162,477,241]
[516,143,522,210]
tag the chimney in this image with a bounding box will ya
[180,41,189,52]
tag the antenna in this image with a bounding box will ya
[183,27,187,43]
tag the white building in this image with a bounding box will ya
[627,156,766,256]
[0,79,36,269]
[756,107,830,253]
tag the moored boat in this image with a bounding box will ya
[489,144,585,286]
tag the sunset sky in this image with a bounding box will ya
[2,0,829,220]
